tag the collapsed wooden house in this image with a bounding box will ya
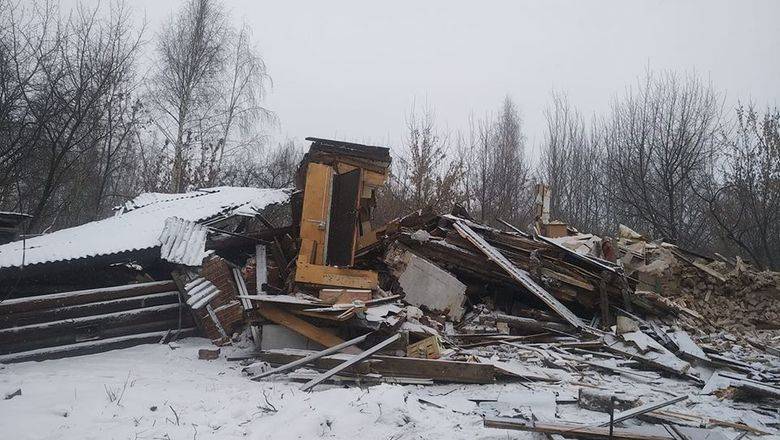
[0,186,291,362]
[1,137,778,439]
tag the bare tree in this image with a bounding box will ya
[540,91,606,233]
[601,70,722,249]
[380,105,465,218]
[222,139,302,189]
[151,0,273,192]
[493,96,532,225]
[705,104,780,269]
[211,23,273,182]
[0,0,57,204]
[0,1,143,232]
[459,96,531,226]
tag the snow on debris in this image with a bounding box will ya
[1,338,772,440]
[0,186,291,269]
[0,338,511,440]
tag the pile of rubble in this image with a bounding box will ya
[615,225,780,350]
[1,137,778,439]
[195,138,780,438]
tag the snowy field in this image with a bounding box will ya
[1,338,776,440]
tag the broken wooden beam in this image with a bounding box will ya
[256,348,495,384]
[256,304,359,353]
[249,333,371,381]
[453,222,584,328]
[486,313,572,334]
[300,333,402,391]
[0,328,196,364]
[598,395,688,426]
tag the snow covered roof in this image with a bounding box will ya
[0,186,291,269]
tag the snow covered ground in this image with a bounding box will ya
[1,338,777,440]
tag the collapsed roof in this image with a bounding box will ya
[0,186,291,270]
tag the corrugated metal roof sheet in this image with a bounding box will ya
[0,186,291,269]
[158,217,209,267]
[183,277,220,310]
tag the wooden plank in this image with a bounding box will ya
[489,313,572,334]
[205,304,229,340]
[0,304,183,345]
[0,328,196,364]
[245,294,324,307]
[294,262,378,290]
[454,222,583,328]
[233,267,261,345]
[540,267,595,291]
[0,281,177,314]
[497,218,531,237]
[257,304,348,349]
[0,291,180,329]
[257,348,495,384]
[599,395,688,426]
[691,260,727,283]
[298,162,333,266]
[300,333,402,391]
[292,309,357,322]
[287,371,433,386]
[1,316,192,355]
[249,333,371,381]
[319,289,372,304]
[484,417,674,440]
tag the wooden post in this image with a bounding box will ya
[599,271,611,330]
[255,244,267,293]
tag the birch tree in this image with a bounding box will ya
[151,0,273,192]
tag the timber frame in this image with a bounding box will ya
[294,138,391,290]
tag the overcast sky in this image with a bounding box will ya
[72,0,780,157]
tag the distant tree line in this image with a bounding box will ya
[0,0,299,233]
[1,1,776,270]
[382,73,779,270]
